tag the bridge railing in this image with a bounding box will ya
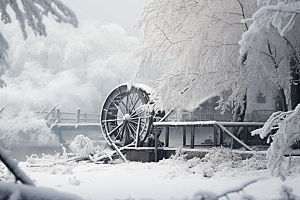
[153,121,266,162]
[42,107,100,124]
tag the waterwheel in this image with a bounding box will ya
[100,84,153,148]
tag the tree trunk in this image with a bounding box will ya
[279,88,288,112]
[290,59,300,110]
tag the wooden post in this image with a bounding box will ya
[57,109,61,123]
[84,113,87,123]
[214,125,217,147]
[165,126,169,147]
[244,125,248,143]
[135,118,141,148]
[220,127,223,145]
[191,126,195,149]
[155,126,158,162]
[183,126,186,146]
[83,113,88,136]
[76,108,80,123]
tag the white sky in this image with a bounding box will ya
[63,0,152,37]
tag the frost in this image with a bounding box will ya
[252,104,300,180]
[69,134,94,157]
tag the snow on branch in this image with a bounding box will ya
[0,146,35,186]
[0,182,83,200]
[0,0,77,76]
[193,178,263,200]
[239,2,300,56]
[252,104,300,180]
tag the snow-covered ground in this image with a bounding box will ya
[9,148,300,200]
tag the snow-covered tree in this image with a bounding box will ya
[0,19,142,148]
[0,0,78,88]
[240,0,300,181]
[134,0,259,120]
[239,0,300,111]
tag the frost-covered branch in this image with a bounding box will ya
[239,2,300,56]
[0,146,35,186]
[193,178,263,200]
[0,182,82,200]
[252,104,300,180]
[0,0,77,76]
[135,0,258,113]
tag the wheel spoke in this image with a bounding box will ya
[128,123,137,138]
[109,97,125,116]
[118,99,127,114]
[126,92,129,113]
[115,123,125,140]
[108,122,123,136]
[130,116,150,120]
[130,98,140,113]
[102,119,122,123]
[131,109,145,118]
[129,94,135,113]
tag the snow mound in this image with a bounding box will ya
[160,147,268,179]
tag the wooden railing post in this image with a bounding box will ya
[191,126,195,149]
[76,108,80,123]
[84,113,87,123]
[244,125,248,143]
[213,125,217,147]
[57,109,61,123]
[165,126,169,147]
[220,127,223,145]
[183,126,186,146]
[155,126,158,162]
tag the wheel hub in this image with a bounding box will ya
[123,114,131,123]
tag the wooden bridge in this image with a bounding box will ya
[42,106,102,143]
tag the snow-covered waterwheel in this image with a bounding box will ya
[101,84,152,148]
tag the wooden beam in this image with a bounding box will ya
[165,126,169,147]
[155,126,158,162]
[191,126,195,149]
[183,126,186,146]
[135,118,141,148]
[214,125,218,147]
[76,108,81,123]
[57,109,61,123]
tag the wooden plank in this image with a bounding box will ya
[244,126,248,143]
[57,109,61,123]
[76,108,80,123]
[155,126,158,162]
[135,118,141,148]
[213,125,217,147]
[217,124,254,151]
[44,105,56,120]
[165,126,169,147]
[183,126,186,146]
[191,126,195,149]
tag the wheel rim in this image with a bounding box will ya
[101,84,152,147]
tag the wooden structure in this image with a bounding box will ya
[153,121,265,162]
[43,106,101,143]
[43,84,274,163]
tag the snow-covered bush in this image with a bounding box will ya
[69,135,94,157]
[252,104,300,180]
[198,147,242,178]
[162,147,268,179]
